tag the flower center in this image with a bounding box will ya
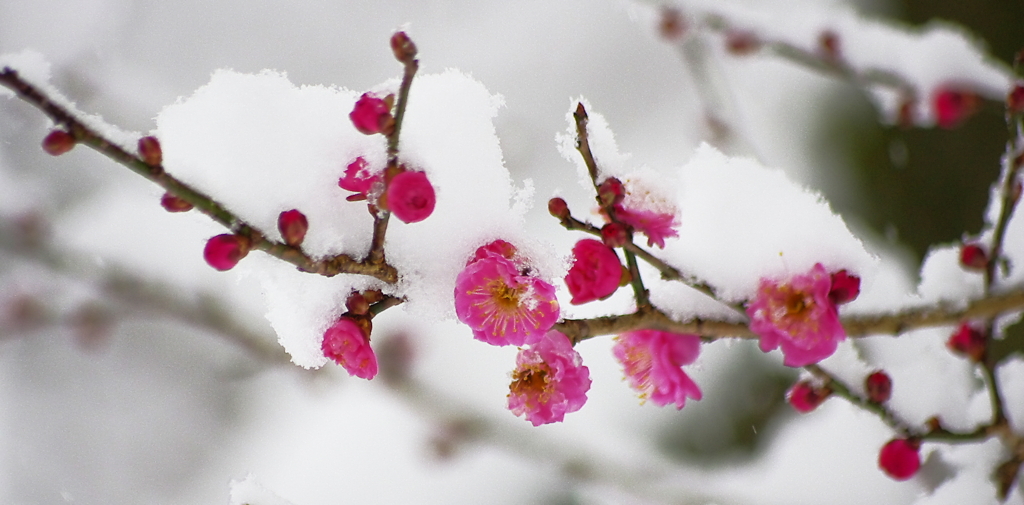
[510,364,551,406]
[490,281,522,311]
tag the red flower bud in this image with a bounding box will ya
[346,292,370,315]
[203,234,250,271]
[725,30,760,55]
[548,197,570,220]
[160,192,194,213]
[350,93,394,135]
[278,209,308,247]
[390,31,418,63]
[959,243,988,270]
[385,170,436,223]
[1008,83,1024,115]
[42,130,76,156]
[947,323,986,362]
[865,371,892,403]
[786,381,831,413]
[138,136,163,165]
[828,269,861,305]
[597,177,625,208]
[878,438,921,481]
[933,86,979,129]
[600,222,630,248]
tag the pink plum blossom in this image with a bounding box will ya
[508,331,591,426]
[565,239,622,305]
[338,157,381,197]
[747,263,845,367]
[385,170,436,223]
[322,316,378,380]
[455,253,559,346]
[613,204,678,248]
[613,330,702,409]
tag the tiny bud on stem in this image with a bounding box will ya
[138,136,163,165]
[42,130,76,156]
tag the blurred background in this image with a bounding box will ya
[0,0,1020,504]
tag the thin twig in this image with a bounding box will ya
[0,67,398,283]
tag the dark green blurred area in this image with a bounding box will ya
[822,0,1023,265]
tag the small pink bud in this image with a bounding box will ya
[933,86,979,129]
[350,93,394,135]
[390,31,418,63]
[138,136,162,165]
[600,222,629,248]
[1008,84,1024,115]
[658,7,686,41]
[959,243,988,270]
[385,170,436,223]
[565,239,622,305]
[548,197,570,220]
[203,234,250,271]
[277,209,308,247]
[947,323,986,362]
[865,371,893,403]
[346,292,370,315]
[597,177,625,207]
[828,269,861,305]
[878,438,921,481]
[818,30,840,61]
[160,192,193,213]
[725,31,760,55]
[42,130,75,156]
[786,381,830,413]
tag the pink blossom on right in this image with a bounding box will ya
[613,330,702,409]
[612,204,678,248]
[508,331,591,426]
[454,253,559,347]
[565,239,622,305]
[747,263,845,367]
[322,316,378,380]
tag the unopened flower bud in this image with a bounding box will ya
[600,222,629,247]
[959,243,988,270]
[725,30,760,55]
[828,269,861,305]
[350,93,394,135]
[947,322,986,362]
[138,136,163,165]
[933,86,979,129]
[865,371,892,403]
[346,292,370,315]
[390,31,418,63]
[160,192,193,212]
[818,30,840,61]
[548,197,570,220]
[385,170,435,223]
[878,438,921,481]
[597,177,625,207]
[203,234,250,271]
[786,381,831,413]
[277,209,308,247]
[42,130,76,156]
[1008,83,1024,115]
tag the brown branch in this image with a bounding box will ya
[0,66,398,284]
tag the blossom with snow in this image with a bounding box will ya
[565,238,622,305]
[508,331,591,426]
[613,329,702,409]
[321,316,378,380]
[338,156,381,199]
[747,263,846,367]
[454,243,559,346]
[384,170,436,223]
[613,204,678,248]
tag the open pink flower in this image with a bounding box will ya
[339,157,381,198]
[455,254,559,347]
[322,316,378,380]
[747,263,845,367]
[565,239,622,305]
[508,331,591,426]
[385,170,436,223]
[613,330,702,409]
[613,204,678,248]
